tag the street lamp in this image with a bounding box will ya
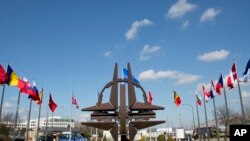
[182,104,196,130]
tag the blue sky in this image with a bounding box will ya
[0,0,250,128]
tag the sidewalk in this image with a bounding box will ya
[193,137,229,141]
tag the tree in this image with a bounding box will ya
[244,104,250,123]
[157,134,166,141]
[139,136,145,141]
[0,123,10,140]
[216,105,237,141]
[2,112,15,123]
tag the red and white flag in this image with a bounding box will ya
[202,84,209,102]
[227,63,238,89]
[148,91,153,105]
[72,96,79,109]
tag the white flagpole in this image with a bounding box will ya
[36,88,43,141]
[235,61,246,123]
[0,84,6,121]
[202,91,209,141]
[69,92,73,141]
[45,101,49,141]
[221,73,229,127]
[0,63,8,121]
[13,90,21,141]
[26,98,33,141]
[195,95,201,141]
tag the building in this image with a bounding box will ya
[6,116,74,130]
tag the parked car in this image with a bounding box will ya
[59,132,87,141]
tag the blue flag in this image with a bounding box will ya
[210,90,215,99]
[122,68,140,84]
[243,59,250,75]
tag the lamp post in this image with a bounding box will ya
[182,104,196,130]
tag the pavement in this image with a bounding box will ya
[193,137,230,141]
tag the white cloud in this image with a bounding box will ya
[200,8,221,22]
[138,69,201,85]
[125,19,153,41]
[181,20,189,29]
[103,51,111,57]
[197,49,229,62]
[140,44,161,60]
[167,0,196,19]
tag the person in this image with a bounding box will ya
[192,130,198,139]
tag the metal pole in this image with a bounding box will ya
[13,91,21,141]
[212,98,220,141]
[0,63,8,121]
[203,95,210,141]
[45,102,49,141]
[69,93,73,141]
[36,89,43,141]
[222,84,229,128]
[26,99,32,141]
[0,85,6,121]
[235,61,246,123]
[237,79,245,123]
[195,100,201,141]
[182,104,195,130]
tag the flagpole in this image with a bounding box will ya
[235,62,246,123]
[195,97,201,141]
[203,94,209,141]
[0,63,8,121]
[69,93,73,141]
[13,90,21,141]
[0,84,6,121]
[45,101,49,141]
[26,98,33,141]
[212,97,220,141]
[221,73,229,128]
[36,88,43,141]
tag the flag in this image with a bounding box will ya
[210,80,215,99]
[216,74,224,95]
[243,59,250,83]
[227,63,238,89]
[210,90,215,99]
[202,84,209,102]
[243,59,250,75]
[28,81,40,101]
[72,95,79,109]
[174,91,181,107]
[196,94,202,106]
[19,77,37,97]
[49,94,57,112]
[211,80,215,91]
[6,65,19,86]
[148,91,153,105]
[122,68,140,84]
[36,88,43,105]
[0,64,7,84]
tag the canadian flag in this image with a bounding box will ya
[227,63,238,89]
[202,84,209,102]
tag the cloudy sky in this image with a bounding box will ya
[0,0,250,128]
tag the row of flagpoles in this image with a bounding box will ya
[0,64,79,141]
[172,59,250,141]
[1,59,249,140]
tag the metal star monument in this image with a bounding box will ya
[81,63,165,141]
